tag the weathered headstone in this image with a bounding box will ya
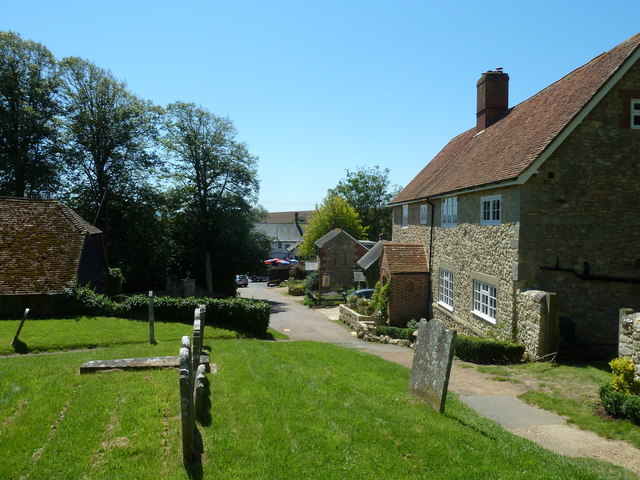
[179,335,194,463]
[192,308,202,372]
[408,319,457,413]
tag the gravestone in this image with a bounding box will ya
[408,319,456,413]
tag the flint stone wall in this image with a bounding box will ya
[619,309,640,380]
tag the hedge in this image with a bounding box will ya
[59,286,270,336]
[599,384,640,425]
[375,325,415,341]
[454,335,524,364]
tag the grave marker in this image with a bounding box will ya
[148,291,157,345]
[11,308,30,348]
[408,319,456,413]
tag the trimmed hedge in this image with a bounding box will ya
[60,286,270,336]
[375,325,415,341]
[599,384,640,425]
[454,335,524,364]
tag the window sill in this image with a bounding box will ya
[472,310,496,325]
[438,301,453,312]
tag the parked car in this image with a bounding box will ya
[248,274,269,282]
[235,274,249,288]
[352,288,375,299]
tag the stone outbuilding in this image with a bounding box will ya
[0,197,106,317]
[315,228,370,291]
[379,243,429,327]
[390,33,640,359]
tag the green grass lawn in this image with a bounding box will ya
[1,338,637,479]
[0,316,286,355]
[477,362,640,449]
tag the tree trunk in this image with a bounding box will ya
[205,252,213,297]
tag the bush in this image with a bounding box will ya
[288,280,306,296]
[59,285,270,336]
[304,272,319,292]
[289,263,307,280]
[356,298,374,316]
[375,325,415,340]
[370,280,390,319]
[454,335,525,364]
[610,357,640,395]
[599,384,640,424]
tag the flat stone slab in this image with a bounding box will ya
[460,394,564,429]
[80,353,211,374]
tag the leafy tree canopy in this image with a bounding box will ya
[328,165,400,241]
[299,195,365,257]
[0,31,61,197]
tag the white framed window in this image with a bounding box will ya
[480,194,501,225]
[438,269,454,310]
[401,204,408,228]
[472,279,497,323]
[632,99,640,129]
[419,204,428,225]
[441,197,457,226]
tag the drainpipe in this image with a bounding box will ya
[426,198,436,319]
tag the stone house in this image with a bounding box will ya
[379,243,429,327]
[390,34,640,359]
[315,228,370,291]
[0,197,106,316]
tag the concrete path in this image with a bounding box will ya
[239,282,640,476]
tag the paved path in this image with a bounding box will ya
[239,282,640,476]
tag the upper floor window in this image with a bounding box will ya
[472,279,497,323]
[632,99,640,129]
[401,204,409,228]
[480,194,501,225]
[419,204,428,225]
[438,269,454,310]
[441,197,457,226]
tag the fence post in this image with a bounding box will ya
[148,291,157,345]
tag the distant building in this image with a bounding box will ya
[254,211,312,259]
[315,228,371,291]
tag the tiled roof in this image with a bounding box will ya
[254,222,305,242]
[0,197,102,295]
[392,33,640,204]
[382,243,428,273]
[315,228,349,248]
[263,211,313,224]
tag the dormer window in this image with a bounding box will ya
[632,99,640,129]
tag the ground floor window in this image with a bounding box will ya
[438,269,454,310]
[472,279,496,323]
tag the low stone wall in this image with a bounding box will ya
[339,305,414,347]
[515,290,559,360]
[619,309,640,380]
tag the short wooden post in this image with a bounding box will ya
[148,291,157,345]
[11,308,30,347]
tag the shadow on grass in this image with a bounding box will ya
[198,377,212,427]
[185,427,204,479]
[11,339,29,354]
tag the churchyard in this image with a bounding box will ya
[1,316,638,479]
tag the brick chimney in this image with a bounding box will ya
[476,69,509,131]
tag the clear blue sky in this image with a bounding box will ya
[2,1,638,211]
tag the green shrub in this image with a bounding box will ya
[304,272,319,292]
[375,325,415,340]
[346,294,357,309]
[59,285,270,336]
[370,280,390,319]
[454,335,524,364]
[289,263,307,280]
[356,298,374,316]
[610,357,640,395]
[288,280,306,296]
[599,384,640,424]
[302,296,316,307]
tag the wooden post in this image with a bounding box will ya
[148,291,157,345]
[11,308,30,347]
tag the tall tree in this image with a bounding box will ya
[161,102,261,295]
[299,195,365,257]
[328,165,400,241]
[0,31,61,197]
[59,56,162,277]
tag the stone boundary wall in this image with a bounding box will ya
[515,290,559,360]
[619,308,640,381]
